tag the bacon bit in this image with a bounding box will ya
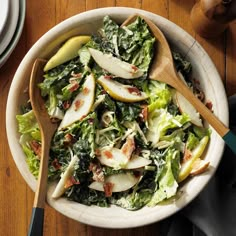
[29,140,42,159]
[206,100,213,111]
[74,99,84,111]
[63,100,71,110]
[133,170,141,178]
[82,87,90,95]
[121,135,135,159]
[104,75,113,79]
[63,133,76,146]
[101,90,107,95]
[71,72,82,78]
[131,65,138,72]
[103,150,113,159]
[182,148,192,163]
[140,105,148,122]
[103,182,114,197]
[88,118,94,124]
[127,87,141,96]
[89,163,104,182]
[52,158,61,170]
[192,78,200,86]
[134,147,142,156]
[68,81,79,92]
[95,149,101,156]
[64,176,80,189]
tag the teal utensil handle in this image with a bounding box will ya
[223,131,236,155]
[28,207,44,236]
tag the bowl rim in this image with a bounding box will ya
[6,7,228,228]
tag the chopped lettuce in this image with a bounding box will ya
[22,144,40,177]
[16,110,39,134]
[147,108,190,147]
[16,110,41,178]
[148,149,180,206]
[145,80,172,112]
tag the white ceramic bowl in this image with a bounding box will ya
[6,7,228,228]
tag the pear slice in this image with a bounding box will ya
[97,147,129,169]
[89,172,140,192]
[125,155,152,169]
[175,91,203,127]
[52,155,79,198]
[97,147,151,169]
[178,135,209,182]
[97,75,148,102]
[59,74,95,130]
[44,35,91,71]
[190,158,210,176]
[88,48,143,79]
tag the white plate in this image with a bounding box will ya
[0,0,19,55]
[0,0,10,35]
[0,0,25,68]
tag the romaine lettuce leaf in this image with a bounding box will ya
[148,149,180,206]
[145,80,172,112]
[147,108,190,146]
[16,110,39,134]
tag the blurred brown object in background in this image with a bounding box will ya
[190,0,236,38]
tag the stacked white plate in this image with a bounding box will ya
[0,0,25,68]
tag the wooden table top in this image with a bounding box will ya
[0,1,235,235]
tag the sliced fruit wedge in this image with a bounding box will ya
[175,91,203,127]
[178,135,209,182]
[59,74,95,130]
[97,147,129,169]
[97,147,151,169]
[52,155,79,198]
[190,158,210,176]
[88,48,143,79]
[44,36,91,71]
[125,155,152,169]
[89,172,141,192]
[97,75,148,102]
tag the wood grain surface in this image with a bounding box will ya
[0,1,235,236]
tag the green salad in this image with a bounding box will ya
[16,16,210,210]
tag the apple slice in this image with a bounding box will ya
[178,135,209,182]
[89,172,141,192]
[44,36,91,71]
[59,74,95,129]
[175,91,203,127]
[88,48,143,79]
[97,75,148,102]
[52,155,79,198]
[97,147,152,169]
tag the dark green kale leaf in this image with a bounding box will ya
[115,101,141,122]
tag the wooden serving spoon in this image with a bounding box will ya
[28,59,58,236]
[122,14,236,155]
